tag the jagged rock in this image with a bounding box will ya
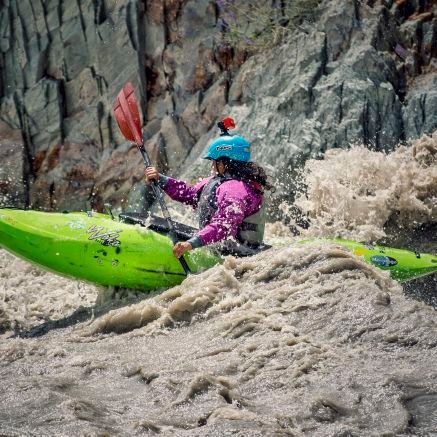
[22,79,65,154]
[92,140,154,213]
[223,3,407,170]
[181,78,228,145]
[183,0,436,201]
[28,140,101,211]
[0,121,26,207]
[403,73,437,139]
[0,0,231,209]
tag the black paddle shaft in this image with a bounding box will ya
[139,146,192,275]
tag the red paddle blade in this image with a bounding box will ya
[113,82,143,145]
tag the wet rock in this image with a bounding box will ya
[0,120,26,207]
[403,74,437,139]
[0,0,227,209]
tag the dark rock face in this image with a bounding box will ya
[0,0,231,210]
[0,121,27,207]
[0,0,436,210]
[226,1,437,167]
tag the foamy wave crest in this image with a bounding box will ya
[79,243,396,337]
[296,131,437,241]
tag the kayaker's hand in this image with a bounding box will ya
[173,241,192,258]
[144,167,160,184]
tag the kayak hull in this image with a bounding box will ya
[0,209,436,290]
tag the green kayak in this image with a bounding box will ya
[0,208,436,290]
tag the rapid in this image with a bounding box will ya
[1,135,436,436]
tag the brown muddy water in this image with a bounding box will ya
[1,136,437,436]
[1,243,436,436]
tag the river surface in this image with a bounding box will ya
[1,136,437,436]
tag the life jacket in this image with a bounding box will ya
[197,176,265,246]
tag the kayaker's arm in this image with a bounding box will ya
[160,177,202,206]
[145,167,207,207]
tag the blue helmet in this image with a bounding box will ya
[203,135,251,162]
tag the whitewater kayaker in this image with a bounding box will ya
[144,122,273,259]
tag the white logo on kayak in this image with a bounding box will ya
[68,220,86,230]
[87,224,122,247]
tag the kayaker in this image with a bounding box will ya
[144,121,274,259]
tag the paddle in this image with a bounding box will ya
[113,82,192,275]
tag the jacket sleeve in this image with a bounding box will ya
[159,175,209,208]
[191,183,247,247]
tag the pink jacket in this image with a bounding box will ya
[159,175,263,247]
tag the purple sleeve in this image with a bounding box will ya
[197,181,261,246]
[161,176,211,208]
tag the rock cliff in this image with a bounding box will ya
[0,0,436,213]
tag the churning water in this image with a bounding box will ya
[1,135,436,436]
